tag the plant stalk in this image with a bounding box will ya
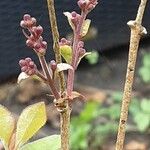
[60,106,71,150]
[46,0,70,150]
[46,0,65,92]
[67,11,87,96]
[38,55,60,100]
[115,0,147,150]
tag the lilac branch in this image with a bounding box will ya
[38,55,60,100]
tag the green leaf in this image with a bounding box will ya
[139,67,150,83]
[85,51,99,65]
[20,135,61,150]
[0,105,15,149]
[141,99,150,113]
[60,45,72,63]
[63,12,75,30]
[79,102,99,123]
[111,92,123,102]
[134,112,150,132]
[71,124,90,150]
[15,102,47,148]
[108,104,120,120]
[143,53,150,67]
[81,19,91,37]
[129,99,140,116]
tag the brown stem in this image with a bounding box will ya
[67,11,87,96]
[46,0,65,92]
[38,55,60,100]
[36,70,48,82]
[60,106,71,150]
[115,0,147,150]
[46,0,70,150]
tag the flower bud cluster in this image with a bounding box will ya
[20,14,47,55]
[70,11,81,28]
[78,41,86,57]
[19,58,37,76]
[59,38,71,46]
[77,0,98,12]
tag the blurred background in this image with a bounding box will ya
[0,0,150,149]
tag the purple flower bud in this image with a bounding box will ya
[31,17,37,26]
[33,26,43,37]
[34,43,41,49]
[61,38,67,44]
[50,60,57,71]
[23,14,31,21]
[87,4,95,11]
[25,57,32,62]
[41,41,47,49]
[29,61,35,68]
[59,38,71,46]
[71,11,77,18]
[21,14,47,56]
[21,66,28,72]
[26,39,34,48]
[20,21,27,28]
[78,41,84,48]
[79,48,86,56]
[77,0,98,12]
[77,0,87,10]
[19,58,37,76]
[19,59,26,66]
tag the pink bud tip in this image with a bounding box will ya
[50,60,57,71]
[23,14,31,21]
[19,59,26,66]
[26,39,34,48]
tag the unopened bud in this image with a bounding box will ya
[23,14,31,21]
[50,60,57,71]
[26,39,34,48]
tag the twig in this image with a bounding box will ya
[67,12,87,96]
[38,55,60,100]
[115,0,147,150]
[46,0,65,92]
[46,0,70,150]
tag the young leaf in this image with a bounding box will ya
[0,105,15,149]
[57,63,73,72]
[20,135,61,150]
[60,45,72,63]
[18,72,42,84]
[63,12,75,30]
[17,72,30,84]
[81,19,91,37]
[85,51,99,65]
[15,102,47,148]
[71,91,86,100]
[77,52,91,66]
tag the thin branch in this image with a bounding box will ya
[46,0,66,92]
[115,0,147,150]
[46,1,70,150]
[60,108,71,150]
[36,70,48,82]
[67,12,87,96]
[38,55,60,100]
